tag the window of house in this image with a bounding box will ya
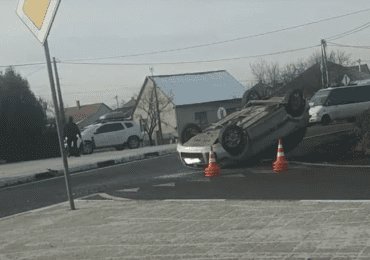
[195,111,208,126]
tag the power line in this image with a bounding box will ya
[0,62,44,68]
[326,21,370,41]
[61,7,370,62]
[327,42,370,49]
[24,66,46,78]
[60,45,320,66]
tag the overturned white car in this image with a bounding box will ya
[177,89,310,169]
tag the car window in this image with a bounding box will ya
[95,123,124,134]
[357,86,370,102]
[124,122,134,128]
[310,90,330,106]
[110,123,125,131]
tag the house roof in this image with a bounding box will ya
[272,61,370,97]
[347,64,370,74]
[64,102,112,123]
[147,70,245,106]
[125,97,137,107]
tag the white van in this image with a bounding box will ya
[309,84,370,125]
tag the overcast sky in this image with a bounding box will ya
[1,0,370,109]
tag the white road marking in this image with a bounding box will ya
[116,188,140,192]
[153,182,176,187]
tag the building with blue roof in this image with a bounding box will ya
[132,70,245,144]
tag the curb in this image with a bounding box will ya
[0,148,177,189]
[289,160,370,168]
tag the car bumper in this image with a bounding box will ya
[177,143,231,169]
[309,115,321,124]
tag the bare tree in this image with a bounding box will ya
[37,96,55,118]
[250,59,268,84]
[135,87,173,146]
[281,59,307,84]
[306,51,322,67]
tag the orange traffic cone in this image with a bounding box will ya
[204,147,221,178]
[273,139,288,173]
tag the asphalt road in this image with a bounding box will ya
[0,122,357,218]
[2,148,370,219]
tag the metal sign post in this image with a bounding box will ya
[53,57,66,126]
[44,40,75,210]
[17,0,75,210]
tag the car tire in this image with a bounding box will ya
[128,136,140,149]
[180,123,202,145]
[284,89,306,117]
[82,141,94,154]
[242,90,260,108]
[219,125,247,156]
[321,115,331,125]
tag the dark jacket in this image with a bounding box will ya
[63,122,81,139]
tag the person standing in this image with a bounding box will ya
[63,116,82,157]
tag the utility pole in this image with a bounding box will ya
[322,39,330,88]
[321,39,330,88]
[149,66,163,145]
[114,95,119,109]
[320,40,325,88]
[53,57,66,126]
[358,59,362,73]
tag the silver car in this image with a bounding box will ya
[177,89,310,169]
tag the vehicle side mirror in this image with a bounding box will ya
[94,131,98,135]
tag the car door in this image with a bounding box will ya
[325,89,344,121]
[93,123,117,147]
[110,123,126,145]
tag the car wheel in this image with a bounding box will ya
[180,123,202,144]
[83,141,94,154]
[219,125,246,156]
[242,90,260,108]
[321,115,331,125]
[128,136,140,149]
[284,89,306,117]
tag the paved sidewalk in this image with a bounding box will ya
[0,144,177,188]
[1,197,370,259]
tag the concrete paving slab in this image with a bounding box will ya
[2,199,370,259]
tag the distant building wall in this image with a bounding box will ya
[133,79,178,139]
[175,99,242,135]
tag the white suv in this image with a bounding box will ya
[77,120,143,154]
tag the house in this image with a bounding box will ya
[114,97,137,117]
[272,61,370,98]
[132,70,245,141]
[347,64,370,74]
[64,101,112,129]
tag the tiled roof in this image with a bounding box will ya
[64,103,111,123]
